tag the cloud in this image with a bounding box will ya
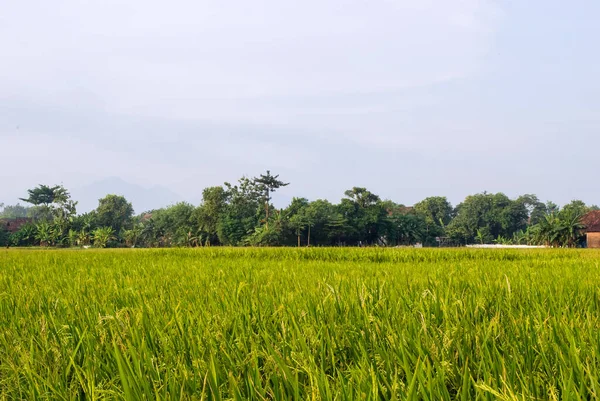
[0,0,520,208]
[1,0,502,105]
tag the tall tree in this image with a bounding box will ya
[340,188,386,245]
[0,203,31,218]
[343,187,380,208]
[284,197,310,247]
[414,196,453,228]
[515,194,548,226]
[217,177,263,245]
[145,202,196,247]
[414,196,453,244]
[561,200,591,217]
[95,195,134,234]
[19,184,77,222]
[193,186,227,245]
[253,171,289,228]
[304,200,334,246]
[20,184,69,207]
[446,192,528,244]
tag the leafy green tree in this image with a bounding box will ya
[253,171,289,229]
[304,200,334,246]
[339,188,387,245]
[561,200,591,217]
[414,196,453,228]
[217,177,264,246]
[516,194,546,225]
[386,211,427,246]
[500,198,529,236]
[343,187,380,208]
[20,184,77,223]
[70,212,96,246]
[146,203,197,247]
[546,201,559,215]
[413,196,452,245]
[20,184,69,207]
[193,186,227,245]
[447,192,528,244]
[95,195,134,234]
[0,203,31,218]
[325,212,351,245]
[283,197,310,246]
[288,214,307,247]
[139,218,160,247]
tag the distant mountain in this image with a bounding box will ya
[71,177,184,214]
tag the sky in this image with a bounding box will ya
[1,0,599,213]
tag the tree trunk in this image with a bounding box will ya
[265,189,270,229]
[297,233,300,247]
[307,226,311,247]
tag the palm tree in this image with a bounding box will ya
[289,214,307,247]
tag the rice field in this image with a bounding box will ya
[1,248,600,400]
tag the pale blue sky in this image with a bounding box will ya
[1,0,599,213]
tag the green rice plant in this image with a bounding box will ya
[0,248,600,399]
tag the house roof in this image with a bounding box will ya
[582,211,600,233]
[0,217,33,233]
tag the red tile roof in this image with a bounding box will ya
[0,218,33,233]
[582,211,600,233]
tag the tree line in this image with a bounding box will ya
[1,172,598,248]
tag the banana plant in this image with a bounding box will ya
[67,229,78,247]
[35,222,52,247]
[92,227,115,248]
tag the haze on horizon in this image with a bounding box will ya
[1,0,599,213]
